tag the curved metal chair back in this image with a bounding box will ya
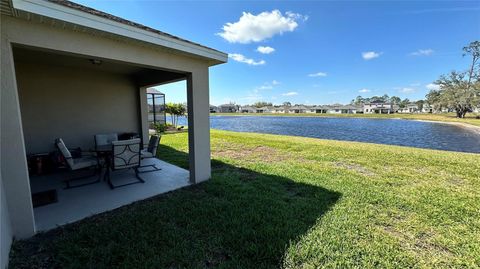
[111,138,141,170]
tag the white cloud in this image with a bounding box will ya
[282,91,298,96]
[308,72,327,77]
[400,87,415,93]
[255,80,280,91]
[257,85,273,90]
[410,49,434,56]
[228,53,266,65]
[257,46,275,54]
[426,83,440,91]
[362,51,382,60]
[217,10,307,44]
[359,88,371,93]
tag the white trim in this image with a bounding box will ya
[12,0,228,64]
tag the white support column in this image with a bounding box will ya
[139,87,149,145]
[0,41,36,238]
[186,68,211,183]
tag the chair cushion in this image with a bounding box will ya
[70,156,97,170]
[141,149,154,158]
[56,138,74,167]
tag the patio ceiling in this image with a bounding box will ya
[13,45,187,87]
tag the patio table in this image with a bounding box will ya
[93,145,113,175]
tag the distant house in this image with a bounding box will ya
[364,102,398,114]
[289,105,308,113]
[306,105,329,114]
[422,104,434,113]
[219,104,239,113]
[210,105,219,113]
[271,106,287,113]
[327,105,359,114]
[240,106,256,113]
[256,106,272,113]
[398,103,419,113]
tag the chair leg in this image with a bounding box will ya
[106,168,114,189]
[108,168,144,189]
[64,166,101,189]
[138,158,162,173]
[135,168,145,183]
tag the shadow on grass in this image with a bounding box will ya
[10,145,340,269]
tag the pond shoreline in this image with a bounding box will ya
[409,119,480,134]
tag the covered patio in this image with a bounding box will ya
[30,158,189,231]
[1,2,227,262]
[12,44,195,231]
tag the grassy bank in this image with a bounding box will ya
[10,130,480,268]
[212,112,480,128]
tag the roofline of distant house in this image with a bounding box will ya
[11,0,228,64]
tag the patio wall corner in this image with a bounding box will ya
[1,30,36,240]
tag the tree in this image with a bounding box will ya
[283,101,292,107]
[253,101,272,108]
[389,96,401,105]
[415,100,425,112]
[352,96,365,105]
[435,71,476,118]
[426,89,442,112]
[426,41,480,118]
[382,94,390,102]
[399,98,410,109]
[165,103,186,127]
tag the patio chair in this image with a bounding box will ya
[94,133,118,148]
[105,138,144,189]
[139,135,162,173]
[55,138,101,189]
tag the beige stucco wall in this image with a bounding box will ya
[15,61,140,154]
[1,20,36,241]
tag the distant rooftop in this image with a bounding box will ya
[146,88,164,95]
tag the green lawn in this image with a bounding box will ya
[10,130,480,268]
[212,112,480,127]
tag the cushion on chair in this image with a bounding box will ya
[141,149,154,158]
[70,157,98,170]
[55,138,74,168]
[112,138,141,169]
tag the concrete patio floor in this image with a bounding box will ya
[30,158,190,231]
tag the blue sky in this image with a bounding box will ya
[74,1,479,105]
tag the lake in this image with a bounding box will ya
[172,116,480,153]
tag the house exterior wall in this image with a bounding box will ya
[1,14,216,241]
[1,22,36,241]
[16,62,140,154]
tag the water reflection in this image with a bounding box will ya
[172,116,480,153]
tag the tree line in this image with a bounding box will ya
[426,41,480,118]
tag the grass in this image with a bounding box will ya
[10,130,480,268]
[211,112,480,127]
